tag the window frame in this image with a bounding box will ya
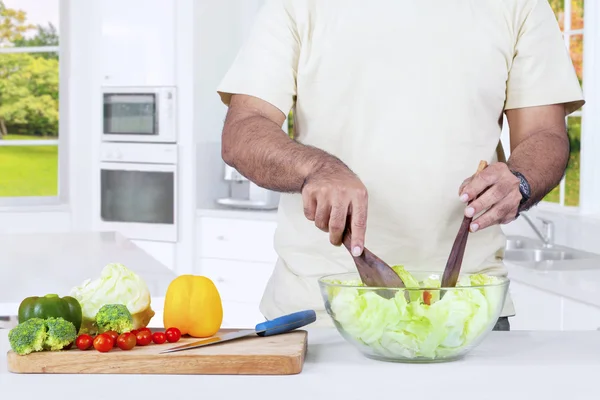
[0,0,68,208]
[535,0,596,213]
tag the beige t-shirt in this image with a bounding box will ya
[217,0,584,326]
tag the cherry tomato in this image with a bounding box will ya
[104,330,119,346]
[138,327,152,334]
[93,334,114,353]
[76,334,94,351]
[136,330,153,346]
[423,291,432,306]
[130,329,139,335]
[165,327,182,343]
[117,332,137,351]
[152,331,166,344]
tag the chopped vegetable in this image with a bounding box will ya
[96,304,134,334]
[70,263,155,334]
[325,268,505,359]
[163,275,223,338]
[18,294,82,334]
[9,317,77,355]
[43,317,77,351]
[8,318,47,355]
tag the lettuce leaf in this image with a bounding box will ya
[326,268,505,359]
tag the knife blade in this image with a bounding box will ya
[159,309,317,354]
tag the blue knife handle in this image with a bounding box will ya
[255,310,317,337]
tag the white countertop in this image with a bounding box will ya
[1,328,599,399]
[0,231,177,317]
[505,258,600,308]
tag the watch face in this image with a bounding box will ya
[518,174,531,199]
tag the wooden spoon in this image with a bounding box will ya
[342,226,406,299]
[441,160,489,288]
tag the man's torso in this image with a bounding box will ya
[260,0,528,322]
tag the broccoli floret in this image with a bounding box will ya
[44,317,77,351]
[8,318,47,355]
[96,304,133,334]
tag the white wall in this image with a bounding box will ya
[194,0,265,208]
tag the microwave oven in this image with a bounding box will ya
[102,86,177,143]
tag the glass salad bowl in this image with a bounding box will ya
[318,268,510,363]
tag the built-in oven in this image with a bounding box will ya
[98,142,178,242]
[102,86,177,143]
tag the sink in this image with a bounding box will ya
[503,235,600,269]
[504,249,588,262]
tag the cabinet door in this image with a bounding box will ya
[198,258,274,304]
[198,217,278,263]
[100,0,176,86]
[508,281,562,331]
[562,298,600,331]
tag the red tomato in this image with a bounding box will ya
[76,334,94,351]
[104,330,119,346]
[423,291,432,306]
[117,332,137,351]
[93,334,114,353]
[165,327,182,343]
[138,327,152,334]
[130,329,139,335]
[136,330,153,346]
[152,331,166,344]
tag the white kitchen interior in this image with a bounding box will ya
[1,0,600,396]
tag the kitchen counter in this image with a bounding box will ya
[0,231,177,318]
[505,258,600,309]
[1,329,598,399]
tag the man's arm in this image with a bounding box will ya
[222,94,339,193]
[222,94,369,254]
[459,104,569,231]
[505,104,569,208]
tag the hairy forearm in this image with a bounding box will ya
[222,112,348,193]
[506,129,570,209]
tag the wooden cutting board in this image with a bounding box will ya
[7,329,308,375]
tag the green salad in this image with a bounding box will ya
[325,266,506,359]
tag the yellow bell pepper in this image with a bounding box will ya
[163,275,223,338]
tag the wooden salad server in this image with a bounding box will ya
[441,160,489,288]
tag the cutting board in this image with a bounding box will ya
[7,329,308,375]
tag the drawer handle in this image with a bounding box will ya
[216,235,226,241]
[216,277,225,283]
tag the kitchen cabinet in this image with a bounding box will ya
[561,298,600,331]
[196,214,278,328]
[509,281,600,331]
[99,0,176,86]
[509,281,563,331]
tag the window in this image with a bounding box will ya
[543,0,585,208]
[0,0,62,206]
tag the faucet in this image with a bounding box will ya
[521,213,555,248]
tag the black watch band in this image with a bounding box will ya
[511,170,531,211]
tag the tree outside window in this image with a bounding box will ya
[0,0,60,198]
[543,0,584,207]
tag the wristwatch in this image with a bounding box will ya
[511,170,531,212]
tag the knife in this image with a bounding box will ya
[159,309,317,354]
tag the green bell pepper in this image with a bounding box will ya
[18,294,83,333]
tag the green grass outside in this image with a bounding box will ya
[0,134,58,197]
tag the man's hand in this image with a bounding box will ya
[302,166,368,256]
[458,162,522,232]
